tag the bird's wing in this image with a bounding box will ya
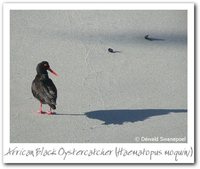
[32,79,57,104]
[44,79,57,100]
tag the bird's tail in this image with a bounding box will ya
[47,98,56,109]
[49,104,56,110]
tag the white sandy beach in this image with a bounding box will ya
[10,10,187,143]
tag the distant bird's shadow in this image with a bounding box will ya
[54,109,187,125]
[109,51,121,53]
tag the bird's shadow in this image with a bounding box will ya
[109,51,121,53]
[85,109,187,125]
[54,109,187,125]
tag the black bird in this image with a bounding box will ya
[144,35,153,41]
[108,48,120,53]
[145,34,165,41]
[32,61,58,115]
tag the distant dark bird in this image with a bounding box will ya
[108,48,121,53]
[32,61,58,115]
[145,34,165,41]
[108,48,114,53]
[145,35,153,41]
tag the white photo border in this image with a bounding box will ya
[3,2,194,164]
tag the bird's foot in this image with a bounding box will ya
[47,111,56,115]
[37,110,46,114]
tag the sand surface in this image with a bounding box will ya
[10,10,187,143]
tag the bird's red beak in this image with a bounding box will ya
[48,67,58,76]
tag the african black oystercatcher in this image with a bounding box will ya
[32,61,58,115]
[144,34,165,41]
[108,48,121,53]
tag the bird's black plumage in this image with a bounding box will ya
[108,48,114,53]
[32,61,57,110]
[145,35,152,41]
[108,48,121,53]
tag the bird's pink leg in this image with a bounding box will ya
[37,102,46,114]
